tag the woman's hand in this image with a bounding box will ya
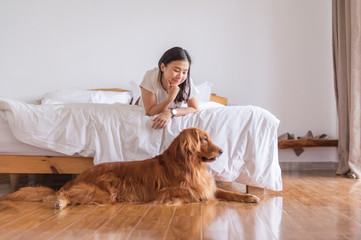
[167,84,180,102]
[152,109,172,129]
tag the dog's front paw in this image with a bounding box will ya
[55,199,68,209]
[164,198,184,205]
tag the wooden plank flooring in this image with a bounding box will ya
[0,171,361,240]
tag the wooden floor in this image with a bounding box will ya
[0,171,361,240]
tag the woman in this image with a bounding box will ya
[139,47,200,129]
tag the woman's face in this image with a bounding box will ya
[161,60,190,86]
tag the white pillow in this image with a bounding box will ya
[41,90,133,105]
[129,81,141,105]
[195,82,212,102]
[199,101,225,109]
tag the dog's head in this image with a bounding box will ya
[173,127,223,163]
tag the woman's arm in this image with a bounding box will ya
[141,87,173,116]
[151,96,200,129]
[171,96,200,117]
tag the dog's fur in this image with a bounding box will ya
[3,128,260,209]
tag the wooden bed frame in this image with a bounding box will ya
[0,89,228,175]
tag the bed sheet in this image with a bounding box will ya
[0,98,282,191]
[0,112,65,156]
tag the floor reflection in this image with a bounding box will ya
[202,197,282,240]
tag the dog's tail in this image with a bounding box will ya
[3,186,56,202]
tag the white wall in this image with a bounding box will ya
[0,0,337,162]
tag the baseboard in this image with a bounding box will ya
[280,162,338,171]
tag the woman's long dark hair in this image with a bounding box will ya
[158,47,192,103]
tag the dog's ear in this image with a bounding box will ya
[181,128,201,156]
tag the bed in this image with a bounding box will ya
[0,87,282,193]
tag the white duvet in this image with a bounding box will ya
[0,98,282,191]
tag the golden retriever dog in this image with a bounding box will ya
[3,127,260,209]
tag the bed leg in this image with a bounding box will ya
[10,174,19,192]
[28,174,37,186]
[216,181,247,193]
[246,185,264,195]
